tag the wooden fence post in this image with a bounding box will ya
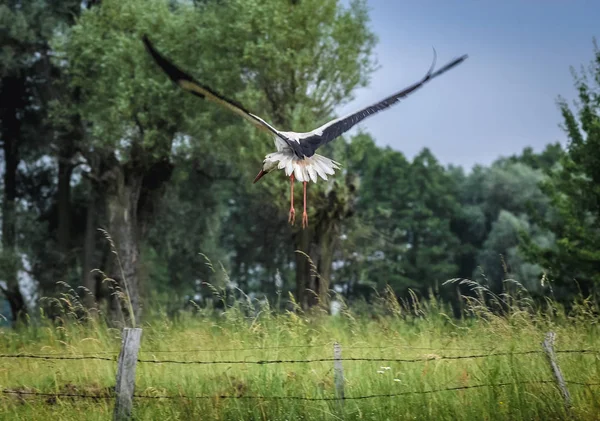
[333,342,344,412]
[113,328,142,421]
[542,331,571,410]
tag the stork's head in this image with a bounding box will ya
[253,157,278,183]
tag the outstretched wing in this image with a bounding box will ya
[142,35,290,142]
[295,50,469,157]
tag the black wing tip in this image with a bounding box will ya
[429,53,469,79]
[141,34,158,58]
[141,34,199,88]
[427,47,468,76]
[142,35,170,70]
[428,47,438,77]
[452,54,469,66]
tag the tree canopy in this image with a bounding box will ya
[520,40,600,301]
[0,0,597,325]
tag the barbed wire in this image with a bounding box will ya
[341,345,497,351]
[82,343,333,355]
[17,343,500,356]
[135,351,546,365]
[556,349,600,355]
[2,352,545,365]
[0,354,115,362]
[133,381,557,401]
[3,380,599,402]
[1,349,597,365]
[137,343,332,354]
[2,390,113,400]
[135,344,500,354]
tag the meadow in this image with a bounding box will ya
[1,284,599,421]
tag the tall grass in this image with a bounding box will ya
[1,277,599,420]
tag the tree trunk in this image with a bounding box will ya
[304,216,338,310]
[104,164,143,327]
[81,181,100,309]
[293,177,356,311]
[56,157,74,274]
[293,214,338,311]
[314,222,337,308]
[2,137,26,323]
[101,151,174,326]
[0,76,27,324]
[294,227,313,310]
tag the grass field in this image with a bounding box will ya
[1,285,599,420]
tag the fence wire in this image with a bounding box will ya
[92,344,334,355]
[2,349,598,365]
[3,380,599,403]
[0,354,115,362]
[17,343,501,356]
[134,344,499,354]
[136,351,545,365]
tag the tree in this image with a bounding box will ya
[472,162,552,291]
[477,210,552,295]
[448,146,563,309]
[55,0,210,323]
[505,143,564,172]
[143,155,238,303]
[189,0,377,310]
[338,142,461,303]
[54,0,376,321]
[521,40,600,301]
[0,0,86,323]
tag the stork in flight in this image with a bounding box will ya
[142,36,468,229]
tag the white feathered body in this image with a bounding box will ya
[261,133,341,183]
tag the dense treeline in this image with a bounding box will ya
[0,0,598,325]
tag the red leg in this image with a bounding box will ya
[288,174,295,225]
[302,181,308,229]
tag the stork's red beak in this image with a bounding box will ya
[253,169,267,183]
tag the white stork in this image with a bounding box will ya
[142,36,468,229]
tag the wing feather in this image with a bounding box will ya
[142,35,304,155]
[307,165,318,183]
[295,49,468,157]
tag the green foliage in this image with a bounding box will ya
[521,40,600,299]
[54,0,375,174]
[193,0,377,126]
[54,0,198,154]
[505,143,564,172]
[477,210,547,294]
[103,0,379,302]
[0,0,89,320]
[198,0,378,201]
[481,162,548,223]
[448,154,561,300]
[0,0,76,75]
[2,0,597,323]
[143,158,233,299]
[340,138,460,296]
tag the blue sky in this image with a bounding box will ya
[336,0,599,169]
